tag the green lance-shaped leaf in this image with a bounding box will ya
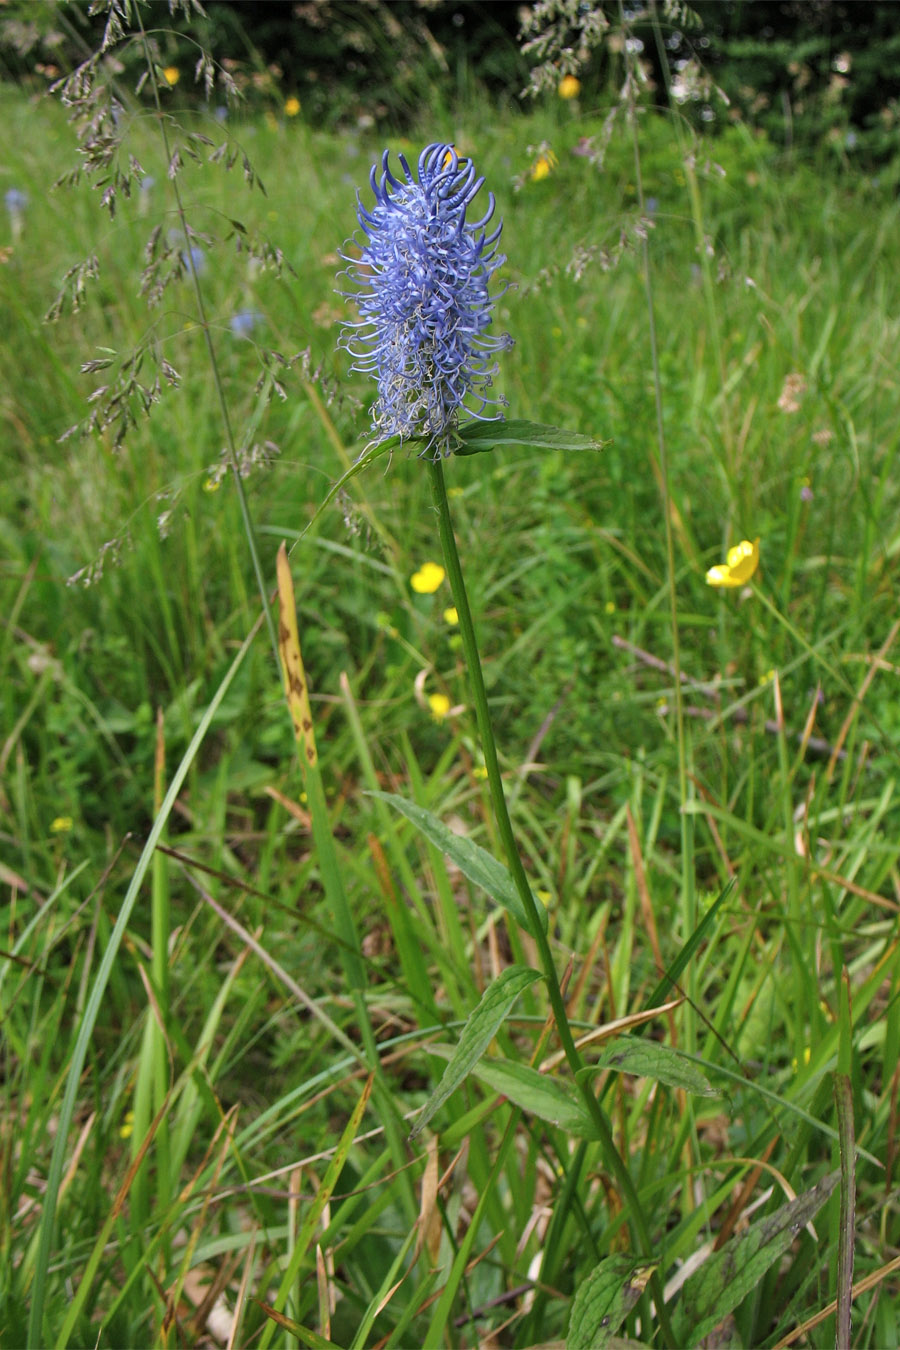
[451,418,608,456]
[369,791,549,934]
[435,1053,598,1137]
[410,965,544,1139]
[674,1171,840,1345]
[568,1256,658,1350]
[579,1036,720,1098]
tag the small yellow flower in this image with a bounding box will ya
[162,66,180,87]
[758,668,775,685]
[791,1046,812,1072]
[536,888,552,907]
[203,477,221,493]
[411,562,445,594]
[530,151,558,183]
[120,1110,135,1140]
[51,816,73,833]
[604,600,616,614]
[284,96,301,117]
[706,538,760,588]
[558,75,581,99]
[443,607,459,625]
[428,692,451,722]
[473,765,488,780]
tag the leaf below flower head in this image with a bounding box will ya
[451,418,608,456]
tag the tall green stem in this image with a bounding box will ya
[429,455,672,1339]
[137,16,280,668]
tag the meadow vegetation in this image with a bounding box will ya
[3,7,900,1345]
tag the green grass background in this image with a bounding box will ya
[3,55,900,1348]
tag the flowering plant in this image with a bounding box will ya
[339,142,513,457]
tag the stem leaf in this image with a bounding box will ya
[568,1255,657,1350]
[674,1171,839,1344]
[579,1036,721,1097]
[369,790,549,933]
[410,965,544,1139]
[451,1054,599,1136]
[451,418,608,456]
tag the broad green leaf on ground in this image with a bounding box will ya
[674,1171,840,1345]
[568,1256,658,1350]
[410,965,544,1139]
[452,418,608,456]
[369,791,548,933]
[579,1037,720,1097]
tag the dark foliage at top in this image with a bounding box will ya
[1,0,899,157]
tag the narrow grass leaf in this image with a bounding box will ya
[298,439,393,541]
[835,1069,855,1348]
[675,1172,840,1344]
[369,791,548,933]
[452,419,607,456]
[644,880,735,1010]
[254,1305,340,1349]
[581,1036,720,1097]
[258,1075,374,1350]
[276,541,318,770]
[26,614,265,1350]
[568,1256,657,1350]
[410,965,543,1139]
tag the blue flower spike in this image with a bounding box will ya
[339,143,513,459]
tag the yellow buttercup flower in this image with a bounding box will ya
[558,75,581,99]
[530,151,558,183]
[51,816,73,833]
[706,538,759,588]
[411,561,445,594]
[284,96,301,117]
[162,66,180,86]
[443,606,459,625]
[428,692,451,721]
[119,1110,135,1140]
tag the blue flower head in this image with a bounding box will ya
[5,188,29,215]
[339,143,512,457]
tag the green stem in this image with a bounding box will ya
[429,455,672,1338]
[137,17,280,669]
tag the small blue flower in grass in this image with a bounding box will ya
[5,188,28,214]
[5,188,28,242]
[182,244,207,277]
[230,309,262,337]
[339,143,513,458]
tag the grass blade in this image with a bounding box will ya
[26,610,266,1350]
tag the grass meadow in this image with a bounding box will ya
[3,30,900,1349]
